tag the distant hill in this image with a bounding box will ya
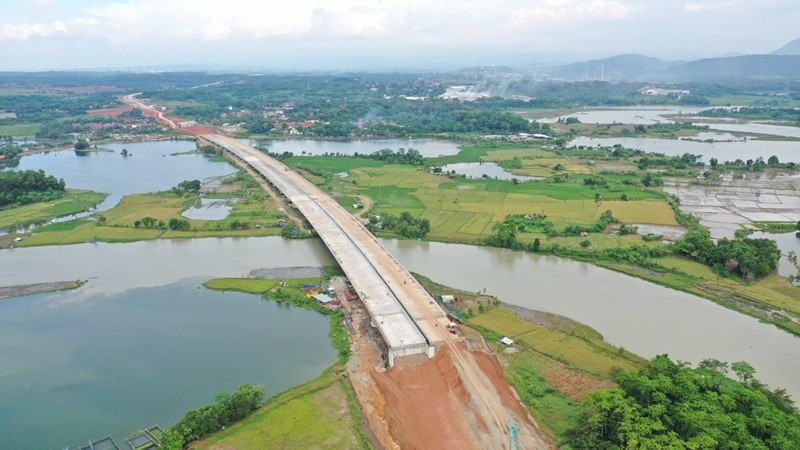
[667,55,800,80]
[772,37,800,56]
[544,53,800,82]
[545,54,681,81]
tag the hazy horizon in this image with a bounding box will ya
[2,0,799,71]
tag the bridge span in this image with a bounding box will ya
[204,134,447,366]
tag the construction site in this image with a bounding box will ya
[203,133,551,449]
[124,97,552,449]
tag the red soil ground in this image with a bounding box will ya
[371,348,481,449]
[87,106,133,116]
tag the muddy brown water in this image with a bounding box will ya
[3,237,799,403]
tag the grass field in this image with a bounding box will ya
[19,178,287,246]
[196,378,364,450]
[284,144,678,245]
[0,122,42,138]
[334,196,362,213]
[0,190,106,229]
[471,307,642,378]
[203,278,279,293]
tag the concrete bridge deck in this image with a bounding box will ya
[204,134,447,365]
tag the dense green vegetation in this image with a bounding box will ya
[0,169,65,207]
[161,383,265,449]
[0,146,22,168]
[567,355,800,449]
[674,226,780,279]
[368,211,431,238]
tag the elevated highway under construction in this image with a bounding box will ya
[204,134,448,366]
[123,91,550,447]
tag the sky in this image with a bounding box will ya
[1,0,799,71]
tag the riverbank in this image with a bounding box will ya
[0,189,106,233]
[189,272,650,447]
[188,273,366,449]
[0,280,84,299]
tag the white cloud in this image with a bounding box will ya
[509,0,639,28]
[1,0,798,69]
[1,20,67,41]
[7,0,640,46]
[684,1,735,12]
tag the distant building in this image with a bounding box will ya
[639,87,690,97]
[177,121,197,128]
[500,337,514,346]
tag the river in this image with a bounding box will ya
[541,106,800,139]
[2,237,799,405]
[569,136,800,163]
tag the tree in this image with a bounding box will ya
[121,148,129,157]
[74,139,90,150]
[709,157,719,169]
[641,172,663,187]
[140,216,157,228]
[731,361,756,383]
[768,155,780,166]
[532,238,541,252]
[580,240,591,248]
[168,218,190,231]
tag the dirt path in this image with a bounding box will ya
[354,194,374,218]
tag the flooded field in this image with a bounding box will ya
[441,162,542,181]
[181,197,237,220]
[664,173,800,239]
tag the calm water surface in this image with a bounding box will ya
[381,239,800,399]
[440,162,541,181]
[14,140,235,212]
[569,136,800,162]
[3,237,799,403]
[0,278,336,449]
[541,106,800,138]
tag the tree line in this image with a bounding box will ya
[0,169,66,207]
[161,383,265,449]
[567,355,800,449]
